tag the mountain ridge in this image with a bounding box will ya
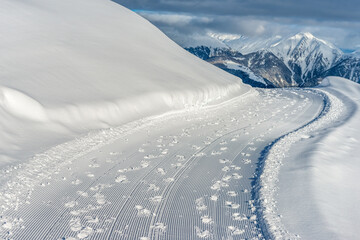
[186,32,359,87]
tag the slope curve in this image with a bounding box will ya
[257,77,359,239]
[0,0,250,164]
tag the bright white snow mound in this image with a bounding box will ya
[0,0,250,164]
[313,77,360,239]
[275,76,360,240]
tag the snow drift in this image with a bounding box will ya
[273,77,360,239]
[307,77,360,239]
[0,0,251,164]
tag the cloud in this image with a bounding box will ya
[115,0,360,22]
[137,11,213,26]
[114,0,360,50]
[138,12,270,37]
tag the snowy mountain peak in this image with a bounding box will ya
[269,32,343,84]
[272,32,340,54]
[186,31,359,87]
[291,32,315,40]
[288,32,336,50]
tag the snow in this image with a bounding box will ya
[227,35,283,54]
[0,0,359,239]
[312,78,360,239]
[0,85,326,239]
[181,31,283,54]
[259,77,360,239]
[0,86,48,122]
[269,33,343,83]
[206,34,284,55]
[0,0,249,165]
[224,60,267,85]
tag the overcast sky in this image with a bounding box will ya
[113,0,360,51]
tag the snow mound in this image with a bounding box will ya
[0,0,251,164]
[0,86,48,122]
[312,77,360,239]
[259,76,360,239]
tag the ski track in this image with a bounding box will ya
[0,88,334,240]
[254,88,346,240]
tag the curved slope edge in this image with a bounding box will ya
[0,0,251,163]
[256,77,359,239]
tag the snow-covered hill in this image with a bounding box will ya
[0,0,250,165]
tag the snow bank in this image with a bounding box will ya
[0,0,251,164]
[309,77,360,239]
[261,76,360,239]
[0,86,48,122]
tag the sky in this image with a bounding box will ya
[113,0,360,51]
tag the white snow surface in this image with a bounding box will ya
[259,77,360,239]
[0,83,325,239]
[0,0,249,164]
[0,1,359,239]
[311,77,360,239]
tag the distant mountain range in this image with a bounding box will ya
[185,32,360,87]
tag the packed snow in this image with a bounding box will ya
[0,1,359,240]
[0,84,325,239]
[274,77,360,239]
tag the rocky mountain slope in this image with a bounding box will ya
[322,55,360,83]
[186,33,360,87]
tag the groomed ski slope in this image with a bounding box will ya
[0,0,359,239]
[1,77,357,239]
[1,86,325,239]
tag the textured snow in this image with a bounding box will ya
[0,0,249,165]
[0,85,324,239]
[258,77,360,239]
[277,77,360,239]
[311,77,360,239]
[0,0,359,239]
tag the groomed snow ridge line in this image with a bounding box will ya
[0,89,256,232]
[253,89,345,239]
